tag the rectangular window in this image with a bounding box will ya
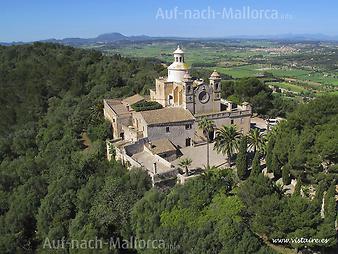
[166,126,170,133]
[185,124,192,130]
[231,119,234,124]
[185,138,191,147]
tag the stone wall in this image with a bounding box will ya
[147,121,195,148]
[159,151,177,162]
[122,125,143,142]
[123,153,143,169]
[103,100,132,140]
[124,138,149,156]
[196,110,251,134]
[143,144,177,162]
[132,112,149,137]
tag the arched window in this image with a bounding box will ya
[168,95,173,105]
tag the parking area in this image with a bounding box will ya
[251,117,267,131]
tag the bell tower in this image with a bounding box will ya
[167,46,190,82]
[209,70,221,100]
[209,70,221,111]
[183,72,194,113]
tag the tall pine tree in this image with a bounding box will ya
[282,164,291,185]
[294,177,302,196]
[236,137,248,180]
[271,154,281,179]
[317,181,337,248]
[265,137,275,173]
[250,151,261,177]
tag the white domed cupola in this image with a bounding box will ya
[173,45,185,62]
[167,45,190,82]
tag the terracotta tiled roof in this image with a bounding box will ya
[122,94,144,106]
[139,107,195,125]
[147,139,177,154]
[105,99,129,116]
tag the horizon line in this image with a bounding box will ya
[2,32,338,44]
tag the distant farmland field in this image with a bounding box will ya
[95,43,338,89]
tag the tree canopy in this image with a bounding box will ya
[0,43,162,253]
[221,77,297,116]
[268,95,338,182]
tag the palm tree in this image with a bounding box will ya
[203,165,218,170]
[179,158,193,176]
[201,165,221,179]
[90,101,104,124]
[198,118,214,168]
[247,128,266,155]
[214,125,241,167]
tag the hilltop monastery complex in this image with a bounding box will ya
[104,46,252,185]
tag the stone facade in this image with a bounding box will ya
[149,46,251,134]
[146,121,195,148]
[133,107,195,148]
[104,46,252,185]
[103,99,132,140]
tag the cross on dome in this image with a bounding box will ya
[173,45,184,54]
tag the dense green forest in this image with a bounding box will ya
[0,43,162,253]
[220,78,297,117]
[0,44,337,253]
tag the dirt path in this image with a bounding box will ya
[81,131,92,150]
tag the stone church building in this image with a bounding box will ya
[103,46,251,184]
[149,46,251,137]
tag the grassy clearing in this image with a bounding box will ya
[266,82,308,93]
[319,90,338,96]
[210,65,260,78]
[270,69,338,86]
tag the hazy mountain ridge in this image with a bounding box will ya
[1,32,338,46]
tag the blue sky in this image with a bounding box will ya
[1,0,337,41]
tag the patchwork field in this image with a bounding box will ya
[89,40,338,96]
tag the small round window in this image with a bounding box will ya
[199,91,210,104]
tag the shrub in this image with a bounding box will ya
[131,101,163,112]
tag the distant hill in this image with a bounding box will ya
[226,33,338,41]
[1,32,338,46]
[40,32,131,46]
[96,32,128,42]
